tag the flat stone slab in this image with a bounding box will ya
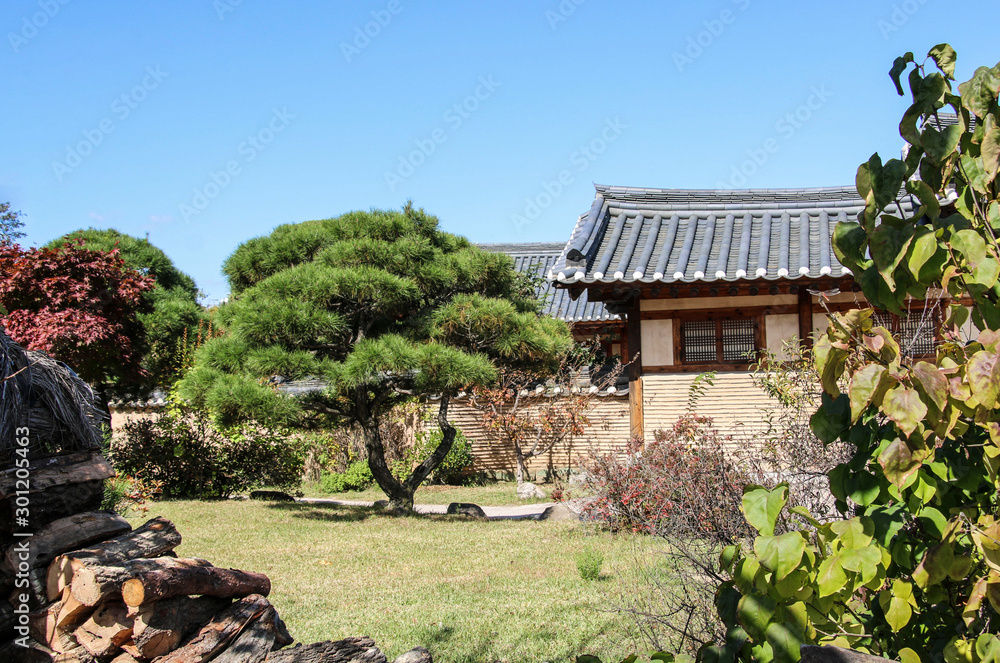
[297,497,557,520]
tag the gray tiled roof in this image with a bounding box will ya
[477,243,620,323]
[550,184,913,285]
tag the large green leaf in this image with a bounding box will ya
[929,43,957,79]
[878,579,916,632]
[811,393,851,444]
[764,622,804,663]
[906,180,941,222]
[849,364,888,422]
[755,532,806,581]
[832,221,869,275]
[736,593,776,642]
[913,542,955,588]
[814,336,848,396]
[959,65,1000,118]
[816,554,848,598]
[922,124,964,163]
[831,517,874,549]
[982,128,1000,182]
[889,53,915,96]
[742,485,788,536]
[968,350,1000,408]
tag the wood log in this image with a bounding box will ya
[28,600,70,651]
[47,517,182,600]
[9,565,52,610]
[73,601,133,659]
[109,652,140,663]
[70,557,212,607]
[0,453,114,500]
[0,640,98,663]
[131,595,230,659]
[1,512,131,576]
[265,638,387,663]
[273,610,294,649]
[121,564,270,607]
[0,479,105,536]
[153,594,270,663]
[211,605,277,663]
[56,588,93,632]
[1,596,14,642]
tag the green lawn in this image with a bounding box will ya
[297,480,560,506]
[126,499,650,662]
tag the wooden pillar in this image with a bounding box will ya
[625,300,644,443]
[798,288,814,349]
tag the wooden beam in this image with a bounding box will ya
[625,300,644,443]
[798,288,814,349]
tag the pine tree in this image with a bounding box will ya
[179,203,573,511]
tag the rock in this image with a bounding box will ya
[539,503,579,522]
[393,646,433,663]
[372,500,389,509]
[567,471,590,486]
[445,503,487,518]
[516,482,546,500]
[249,490,295,502]
[799,646,893,663]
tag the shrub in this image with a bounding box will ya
[584,414,757,654]
[391,427,474,486]
[319,459,374,493]
[575,547,604,581]
[110,407,304,498]
[583,415,752,540]
[101,473,162,516]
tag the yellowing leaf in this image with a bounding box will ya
[882,386,927,438]
[849,364,888,421]
[879,438,921,489]
[968,350,1000,408]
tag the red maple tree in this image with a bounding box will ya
[0,241,155,394]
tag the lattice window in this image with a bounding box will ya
[680,316,759,365]
[871,310,937,357]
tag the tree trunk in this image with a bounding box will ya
[70,557,213,607]
[121,563,270,607]
[514,442,528,486]
[404,394,456,493]
[356,389,413,513]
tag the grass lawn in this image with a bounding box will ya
[296,480,559,506]
[127,499,650,662]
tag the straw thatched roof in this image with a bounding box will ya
[1,327,104,460]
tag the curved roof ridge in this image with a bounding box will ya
[594,182,860,201]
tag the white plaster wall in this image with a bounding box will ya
[765,314,800,358]
[640,319,673,366]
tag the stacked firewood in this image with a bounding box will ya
[0,453,413,663]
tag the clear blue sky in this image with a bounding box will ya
[3,0,998,301]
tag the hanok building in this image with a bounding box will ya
[547,183,934,442]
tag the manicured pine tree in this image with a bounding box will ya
[180,203,573,511]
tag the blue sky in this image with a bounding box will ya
[3,1,998,301]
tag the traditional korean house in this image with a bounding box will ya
[548,183,938,442]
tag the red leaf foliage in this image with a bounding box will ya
[0,242,155,388]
